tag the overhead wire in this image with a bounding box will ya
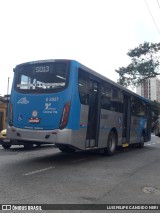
[144,0,160,35]
[157,0,160,10]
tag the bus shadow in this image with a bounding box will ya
[2,143,157,170]
[17,145,157,167]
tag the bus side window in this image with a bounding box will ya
[131,97,146,117]
[88,81,98,106]
[101,83,112,110]
[138,101,146,117]
[78,69,89,105]
[111,88,123,113]
[131,97,139,116]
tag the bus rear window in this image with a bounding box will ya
[14,62,69,93]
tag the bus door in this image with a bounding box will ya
[86,80,100,148]
[122,94,131,145]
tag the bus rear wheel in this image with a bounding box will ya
[2,144,12,149]
[104,131,117,156]
[23,143,33,150]
[57,145,75,153]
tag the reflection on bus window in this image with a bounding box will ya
[15,62,69,93]
[101,83,112,110]
[101,84,123,113]
[78,69,89,105]
[131,97,146,117]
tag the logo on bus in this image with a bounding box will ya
[43,101,58,114]
[28,118,40,123]
[17,97,29,104]
[32,111,38,117]
[17,114,23,122]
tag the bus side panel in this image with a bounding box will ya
[98,109,110,148]
[71,105,89,150]
[57,61,87,149]
[98,109,123,147]
[67,61,81,130]
[68,61,89,149]
[138,117,147,142]
[130,117,147,144]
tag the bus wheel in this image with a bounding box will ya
[2,144,11,149]
[58,145,75,153]
[138,134,145,148]
[23,143,33,150]
[104,131,117,156]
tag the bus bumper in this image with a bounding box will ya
[7,126,72,145]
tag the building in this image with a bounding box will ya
[0,96,7,131]
[136,77,160,102]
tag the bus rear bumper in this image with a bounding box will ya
[7,126,72,145]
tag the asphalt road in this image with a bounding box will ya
[0,135,160,212]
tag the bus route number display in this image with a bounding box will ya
[35,66,49,73]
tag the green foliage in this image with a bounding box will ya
[116,42,160,87]
[151,100,160,121]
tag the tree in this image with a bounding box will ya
[116,42,160,87]
[151,100,160,121]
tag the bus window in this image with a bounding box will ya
[131,97,146,117]
[15,62,69,93]
[88,81,98,106]
[78,69,89,105]
[101,83,122,112]
[111,87,123,113]
[20,75,32,90]
[101,83,112,110]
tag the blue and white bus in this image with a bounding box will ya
[7,59,151,154]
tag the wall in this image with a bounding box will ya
[0,102,7,131]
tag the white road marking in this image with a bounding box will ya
[146,141,160,146]
[23,166,55,176]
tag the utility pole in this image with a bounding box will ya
[7,77,10,96]
[6,77,10,117]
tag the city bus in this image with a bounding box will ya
[7,59,151,154]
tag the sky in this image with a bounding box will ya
[0,0,160,96]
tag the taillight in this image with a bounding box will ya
[59,102,71,129]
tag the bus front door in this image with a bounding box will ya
[86,80,100,148]
[122,94,131,145]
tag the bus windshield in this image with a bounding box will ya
[14,61,70,93]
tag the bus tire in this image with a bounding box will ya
[23,143,33,150]
[138,134,145,148]
[2,144,12,149]
[58,145,75,153]
[104,131,117,156]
